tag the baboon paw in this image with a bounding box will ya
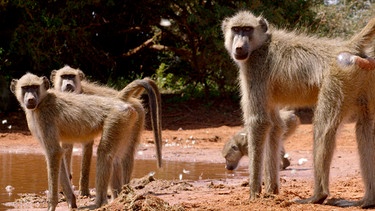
[295,194,328,205]
[69,203,78,209]
[95,199,108,209]
[249,192,262,201]
[326,198,362,207]
[79,191,91,197]
[265,187,279,195]
[361,201,375,209]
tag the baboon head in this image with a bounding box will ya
[222,134,246,170]
[222,11,270,62]
[10,73,50,110]
[50,65,85,93]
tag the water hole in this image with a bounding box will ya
[0,152,248,209]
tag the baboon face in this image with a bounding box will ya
[222,139,243,170]
[10,73,50,110]
[59,74,78,92]
[222,11,269,62]
[50,66,85,93]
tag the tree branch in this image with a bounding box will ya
[122,32,161,57]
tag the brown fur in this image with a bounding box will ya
[50,66,162,197]
[10,73,162,210]
[222,109,300,171]
[222,10,375,206]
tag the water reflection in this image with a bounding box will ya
[0,153,248,209]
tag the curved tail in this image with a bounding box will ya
[118,78,163,168]
[349,17,375,54]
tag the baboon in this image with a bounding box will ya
[304,52,375,207]
[49,65,162,197]
[222,109,300,171]
[10,73,162,210]
[222,10,375,207]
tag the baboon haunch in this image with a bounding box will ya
[50,65,162,197]
[10,73,162,210]
[222,10,375,206]
[222,109,300,171]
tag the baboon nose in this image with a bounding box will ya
[235,47,243,54]
[64,84,75,92]
[234,47,248,60]
[26,99,37,109]
[225,165,235,170]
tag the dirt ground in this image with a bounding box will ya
[0,97,369,210]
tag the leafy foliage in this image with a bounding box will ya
[0,0,372,101]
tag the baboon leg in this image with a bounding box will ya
[263,110,283,194]
[46,152,61,211]
[62,143,73,180]
[45,145,76,210]
[122,147,135,185]
[95,109,138,207]
[298,84,342,204]
[246,114,271,199]
[331,115,375,208]
[95,141,114,207]
[110,158,123,199]
[79,141,93,196]
[122,132,140,184]
[59,156,77,208]
[355,117,375,208]
[123,115,144,184]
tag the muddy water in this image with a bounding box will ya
[0,153,248,209]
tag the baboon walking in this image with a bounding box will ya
[10,73,162,210]
[222,10,375,207]
[50,66,162,196]
[222,109,300,171]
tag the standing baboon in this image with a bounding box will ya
[50,66,162,197]
[304,52,375,207]
[222,10,375,207]
[10,73,162,210]
[222,109,300,171]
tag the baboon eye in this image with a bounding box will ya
[61,74,76,80]
[232,27,240,32]
[243,27,253,32]
[231,145,239,151]
[22,85,39,91]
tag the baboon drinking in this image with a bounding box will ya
[10,73,162,210]
[222,10,375,207]
[222,109,300,171]
[50,65,162,197]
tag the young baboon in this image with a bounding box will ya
[222,10,375,206]
[10,73,162,210]
[50,65,162,197]
[222,109,300,171]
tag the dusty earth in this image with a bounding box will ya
[0,97,369,210]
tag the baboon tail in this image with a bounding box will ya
[118,78,163,168]
[143,78,163,168]
[350,17,375,52]
[117,79,146,101]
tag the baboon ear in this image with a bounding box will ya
[50,70,57,82]
[78,69,85,80]
[42,76,50,90]
[10,79,18,94]
[221,18,230,32]
[259,17,268,33]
